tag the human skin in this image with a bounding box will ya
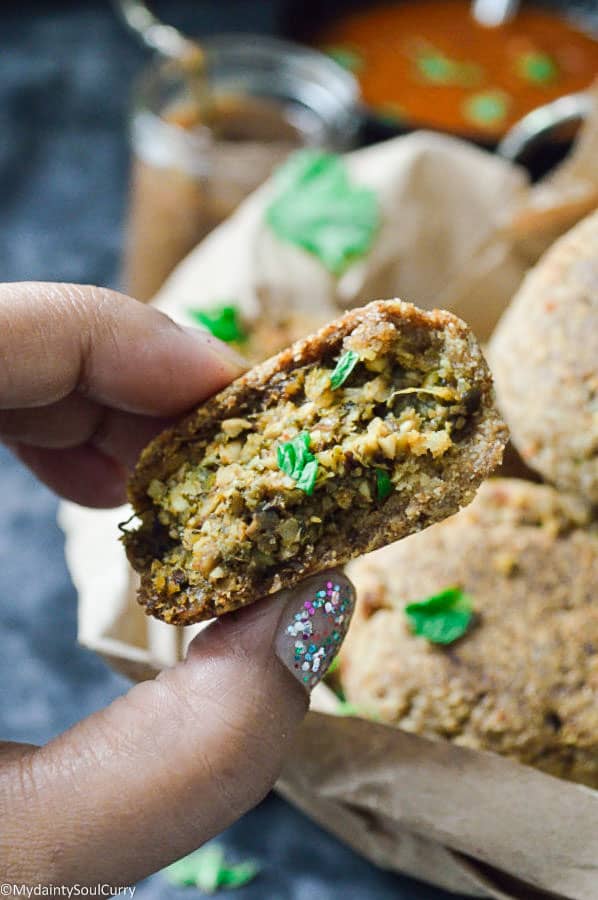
[0,282,354,886]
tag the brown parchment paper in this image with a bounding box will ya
[59,124,598,898]
[148,129,529,342]
[147,93,598,341]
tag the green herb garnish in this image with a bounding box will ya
[295,457,319,495]
[417,52,455,84]
[405,586,473,645]
[517,52,558,85]
[188,304,247,343]
[415,47,481,87]
[265,150,379,275]
[165,845,260,893]
[277,432,319,494]
[376,468,392,500]
[330,349,359,389]
[463,91,510,127]
[277,432,312,479]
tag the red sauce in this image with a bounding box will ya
[315,1,598,138]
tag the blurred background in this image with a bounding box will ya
[0,1,596,897]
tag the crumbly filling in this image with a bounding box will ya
[145,319,479,596]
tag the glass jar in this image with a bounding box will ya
[123,34,360,300]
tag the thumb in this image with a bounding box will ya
[0,571,355,886]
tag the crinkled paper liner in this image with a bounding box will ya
[60,119,598,899]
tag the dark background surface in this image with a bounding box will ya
[0,2,595,897]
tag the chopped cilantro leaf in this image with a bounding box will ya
[463,91,509,127]
[376,468,392,500]
[417,53,455,83]
[277,432,319,494]
[414,47,481,87]
[188,304,247,343]
[405,586,473,645]
[295,457,319,495]
[165,844,260,892]
[330,349,359,389]
[277,432,312,480]
[518,52,558,85]
[265,150,379,275]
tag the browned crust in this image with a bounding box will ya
[489,209,598,503]
[124,299,507,624]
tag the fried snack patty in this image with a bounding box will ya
[489,209,598,503]
[124,299,506,624]
[342,479,598,787]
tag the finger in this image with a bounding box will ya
[5,403,173,506]
[0,395,101,448]
[2,400,173,466]
[0,282,246,413]
[4,401,179,505]
[0,572,355,885]
[13,412,172,505]
[15,443,129,508]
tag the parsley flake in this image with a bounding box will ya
[518,52,558,85]
[277,432,312,479]
[265,150,379,275]
[376,468,392,500]
[165,844,260,893]
[277,432,319,494]
[188,304,247,343]
[295,457,319,495]
[330,349,359,389]
[405,586,473,645]
[416,50,481,87]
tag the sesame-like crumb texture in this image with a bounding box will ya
[124,300,506,624]
[342,479,598,788]
[489,209,598,503]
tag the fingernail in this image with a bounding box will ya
[183,326,250,371]
[274,571,356,691]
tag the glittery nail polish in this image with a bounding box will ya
[274,572,355,691]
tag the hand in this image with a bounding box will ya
[0,283,355,886]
